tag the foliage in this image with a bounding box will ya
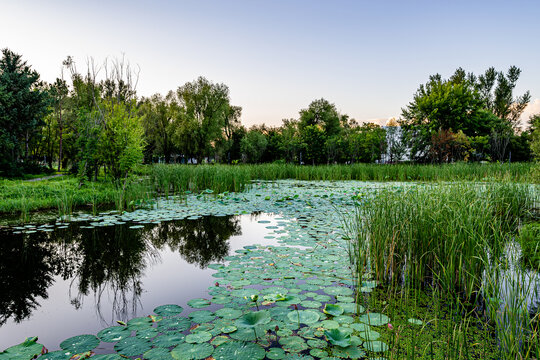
[518,222,540,269]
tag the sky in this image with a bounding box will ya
[1,0,540,127]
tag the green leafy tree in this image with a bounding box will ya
[175,77,234,163]
[301,124,325,164]
[241,127,268,163]
[0,49,50,175]
[530,114,540,160]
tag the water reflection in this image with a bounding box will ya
[0,216,240,327]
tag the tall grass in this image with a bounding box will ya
[352,182,539,358]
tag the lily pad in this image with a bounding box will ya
[171,343,214,360]
[0,337,45,360]
[363,340,388,353]
[235,310,271,328]
[287,310,320,325]
[185,331,212,344]
[323,304,344,317]
[60,334,100,354]
[128,316,154,330]
[114,336,152,357]
[267,348,286,360]
[144,347,174,360]
[213,341,265,360]
[97,326,130,342]
[215,307,243,319]
[187,298,211,308]
[153,333,186,348]
[324,328,351,347]
[359,313,390,326]
[154,304,184,317]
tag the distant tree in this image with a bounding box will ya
[175,77,233,163]
[529,114,540,160]
[385,118,406,163]
[241,127,268,163]
[301,125,326,165]
[0,49,50,175]
[299,98,341,137]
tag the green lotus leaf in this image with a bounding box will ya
[324,328,352,347]
[154,304,184,317]
[39,350,72,360]
[171,343,214,360]
[408,318,423,325]
[221,325,237,333]
[187,298,211,309]
[213,341,265,360]
[283,354,314,360]
[350,323,370,332]
[114,336,152,357]
[359,313,390,326]
[287,310,320,325]
[363,340,388,353]
[189,310,216,324]
[143,347,174,360]
[320,319,340,329]
[229,327,266,341]
[158,317,191,331]
[235,310,271,328]
[310,348,328,358]
[152,333,186,348]
[137,328,159,339]
[215,307,243,319]
[323,304,344,317]
[90,355,124,360]
[300,300,322,308]
[331,345,365,359]
[0,337,45,360]
[128,316,154,330]
[323,287,354,296]
[334,315,354,324]
[185,331,212,344]
[359,330,380,341]
[60,334,100,354]
[211,336,231,347]
[278,336,308,353]
[307,339,327,349]
[98,326,131,342]
[266,348,286,360]
[336,302,363,314]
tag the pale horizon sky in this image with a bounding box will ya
[1,0,539,127]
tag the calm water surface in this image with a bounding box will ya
[0,213,283,350]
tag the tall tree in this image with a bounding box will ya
[0,49,50,175]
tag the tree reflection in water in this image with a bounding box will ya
[0,215,240,326]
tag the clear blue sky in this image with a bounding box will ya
[2,0,540,126]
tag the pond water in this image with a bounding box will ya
[0,213,285,350]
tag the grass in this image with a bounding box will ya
[351,181,540,358]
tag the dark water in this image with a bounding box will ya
[0,213,282,350]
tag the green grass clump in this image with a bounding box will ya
[518,222,540,269]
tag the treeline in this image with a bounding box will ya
[1,48,539,178]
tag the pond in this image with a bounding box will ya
[0,213,285,350]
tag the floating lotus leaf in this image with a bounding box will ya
[359,313,390,326]
[98,326,130,342]
[313,294,332,302]
[90,355,124,360]
[278,336,308,353]
[114,336,152,357]
[171,343,213,360]
[187,298,211,309]
[215,308,243,319]
[300,300,322,308]
[221,325,237,333]
[152,333,186,348]
[143,347,174,360]
[324,328,351,347]
[334,315,354,324]
[60,334,100,354]
[323,304,344,317]
[137,328,159,339]
[154,304,184,317]
[336,296,354,303]
[158,317,191,331]
[310,348,328,358]
[0,337,45,360]
[350,323,370,332]
[127,317,154,330]
[359,330,380,341]
[321,320,340,329]
[323,287,354,296]
[229,327,266,341]
[189,310,215,323]
[336,302,363,314]
[266,348,286,360]
[363,340,388,353]
[185,331,212,344]
[287,310,319,325]
[211,336,231,347]
[235,310,271,328]
[331,345,365,359]
[39,350,72,360]
[276,295,301,306]
[307,339,327,349]
[283,354,314,360]
[408,318,423,325]
[213,341,265,360]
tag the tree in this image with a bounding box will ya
[0,48,50,175]
[175,77,234,163]
[530,114,540,160]
[241,127,268,163]
[299,98,341,137]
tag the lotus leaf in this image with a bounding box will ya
[266,348,286,360]
[278,336,308,353]
[127,317,154,330]
[97,326,130,342]
[0,337,45,360]
[211,336,231,346]
[158,317,191,331]
[39,350,72,360]
[187,298,211,309]
[213,341,265,360]
[309,349,328,358]
[235,310,271,328]
[359,313,390,326]
[114,336,152,357]
[171,343,214,360]
[60,334,100,354]
[287,310,319,325]
[91,355,124,360]
[152,333,186,348]
[323,304,344,317]
[408,318,423,325]
[321,320,340,329]
[154,304,184,317]
[185,331,212,344]
[215,307,243,319]
[137,328,159,339]
[324,328,352,347]
[143,347,174,360]
[363,340,388,353]
[189,310,215,323]
[331,345,365,359]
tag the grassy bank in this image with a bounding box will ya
[0,162,537,223]
[351,182,539,358]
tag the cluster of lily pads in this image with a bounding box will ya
[1,180,411,360]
